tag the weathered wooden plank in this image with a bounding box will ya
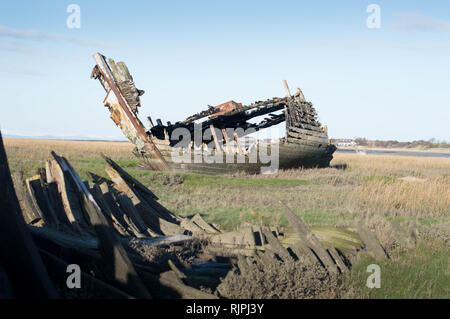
[102,156,179,226]
[108,186,153,237]
[46,180,73,230]
[27,176,60,227]
[106,166,163,235]
[294,122,324,132]
[261,228,293,261]
[287,137,325,147]
[29,225,192,251]
[209,125,222,151]
[287,130,328,143]
[90,184,130,236]
[97,182,134,235]
[11,172,43,225]
[50,152,151,298]
[288,126,327,138]
[328,247,348,272]
[180,217,206,235]
[289,241,317,264]
[281,226,364,252]
[46,159,89,234]
[280,203,340,274]
[86,171,112,185]
[134,186,180,224]
[101,154,158,199]
[357,221,388,261]
[282,80,292,97]
[191,214,220,234]
[0,133,57,298]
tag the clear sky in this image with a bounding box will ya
[0,0,449,141]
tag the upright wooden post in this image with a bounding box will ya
[210,125,222,152]
[233,133,243,153]
[282,80,292,98]
[221,129,231,153]
[296,88,306,101]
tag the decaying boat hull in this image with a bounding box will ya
[135,141,334,175]
[91,53,336,174]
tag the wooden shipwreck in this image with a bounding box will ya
[91,53,336,174]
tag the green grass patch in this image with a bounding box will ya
[169,205,346,231]
[180,173,314,189]
[363,175,397,183]
[125,168,314,190]
[347,240,450,298]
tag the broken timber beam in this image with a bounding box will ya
[11,172,43,226]
[50,152,151,298]
[92,53,168,171]
[280,202,341,274]
[357,221,388,261]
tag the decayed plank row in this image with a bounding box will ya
[50,152,152,298]
[286,137,326,148]
[96,181,147,238]
[27,176,60,227]
[90,183,130,236]
[104,170,155,236]
[288,126,328,138]
[280,203,343,274]
[45,159,89,235]
[261,228,293,262]
[102,154,157,199]
[106,166,165,236]
[281,226,364,252]
[104,161,182,234]
[29,225,192,251]
[287,130,328,143]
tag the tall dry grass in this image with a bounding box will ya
[3,138,134,159]
[3,138,449,229]
[3,138,135,177]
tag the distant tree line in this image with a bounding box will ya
[330,138,450,149]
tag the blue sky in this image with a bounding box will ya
[0,0,449,141]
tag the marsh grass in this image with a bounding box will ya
[345,239,450,299]
[3,138,137,179]
[4,138,448,229]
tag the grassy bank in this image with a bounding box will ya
[345,239,449,298]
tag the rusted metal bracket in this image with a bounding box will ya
[92,53,168,171]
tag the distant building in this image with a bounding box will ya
[336,139,357,147]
